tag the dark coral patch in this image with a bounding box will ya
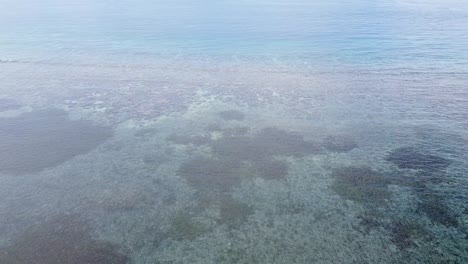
[218,110,245,121]
[221,126,250,138]
[0,109,112,175]
[255,127,321,157]
[167,134,211,146]
[330,166,391,205]
[177,156,244,192]
[322,134,357,152]
[205,123,223,132]
[134,127,158,137]
[417,196,458,227]
[168,212,208,241]
[254,159,289,180]
[386,147,451,171]
[209,135,258,160]
[356,213,382,234]
[218,197,253,228]
[177,127,318,192]
[0,215,128,264]
[390,219,428,250]
[210,127,320,161]
[142,152,168,167]
[413,170,449,185]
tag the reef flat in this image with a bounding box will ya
[0,61,466,263]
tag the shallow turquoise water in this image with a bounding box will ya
[0,0,467,263]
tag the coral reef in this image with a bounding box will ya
[205,123,223,132]
[177,156,244,192]
[386,147,451,171]
[134,127,158,138]
[0,215,128,264]
[87,186,154,212]
[355,212,383,234]
[167,134,211,146]
[389,219,428,250]
[221,126,250,137]
[0,109,112,175]
[413,170,449,185]
[168,212,208,241]
[218,197,253,228]
[210,127,320,161]
[218,110,245,121]
[322,134,357,152]
[254,159,289,180]
[330,166,391,205]
[254,127,321,157]
[417,196,459,228]
[176,126,318,193]
[142,152,169,167]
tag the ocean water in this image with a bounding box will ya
[0,0,467,263]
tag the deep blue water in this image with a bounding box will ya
[1,0,468,70]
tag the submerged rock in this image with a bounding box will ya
[0,215,128,264]
[0,109,112,175]
[322,134,357,152]
[218,110,245,121]
[330,166,391,205]
[386,147,451,171]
